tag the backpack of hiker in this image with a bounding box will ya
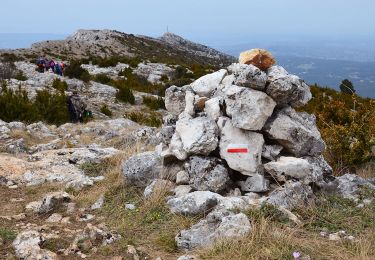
[67,91,87,123]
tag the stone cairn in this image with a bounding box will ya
[122,49,333,250]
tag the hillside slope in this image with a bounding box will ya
[1,29,235,67]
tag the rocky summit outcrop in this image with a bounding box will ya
[120,49,341,250]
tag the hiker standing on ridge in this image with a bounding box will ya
[67,91,87,123]
[55,62,63,76]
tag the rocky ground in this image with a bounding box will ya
[0,56,375,259]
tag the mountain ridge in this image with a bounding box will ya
[1,29,235,67]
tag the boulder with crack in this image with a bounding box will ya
[217,117,264,175]
[165,85,190,116]
[227,63,267,90]
[175,116,219,156]
[263,107,325,157]
[186,156,231,193]
[264,156,314,183]
[175,210,251,249]
[266,181,314,210]
[266,65,312,107]
[122,151,161,187]
[223,84,276,131]
[167,191,221,215]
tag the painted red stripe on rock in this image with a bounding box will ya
[227,148,249,153]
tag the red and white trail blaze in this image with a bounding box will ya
[226,144,249,153]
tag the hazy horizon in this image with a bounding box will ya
[1,0,374,37]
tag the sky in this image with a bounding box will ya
[1,0,374,44]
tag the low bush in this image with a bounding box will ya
[89,56,142,68]
[100,105,113,117]
[125,111,162,127]
[64,61,91,82]
[14,71,27,81]
[0,61,18,80]
[51,78,68,92]
[142,96,165,110]
[300,85,375,174]
[94,73,111,84]
[0,84,70,125]
[115,85,135,104]
[117,68,166,96]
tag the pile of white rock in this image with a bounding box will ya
[121,49,340,250]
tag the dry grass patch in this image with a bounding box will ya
[199,218,374,260]
[68,143,197,259]
[198,194,375,260]
[356,160,375,179]
[9,129,54,147]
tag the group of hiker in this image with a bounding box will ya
[36,58,65,76]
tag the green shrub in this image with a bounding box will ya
[0,53,22,62]
[14,71,27,81]
[0,228,16,241]
[100,105,113,117]
[116,85,135,104]
[94,73,111,84]
[0,84,70,126]
[34,90,70,125]
[64,61,91,82]
[142,96,165,110]
[125,111,162,127]
[90,56,141,68]
[116,68,166,96]
[300,84,375,173]
[51,78,68,92]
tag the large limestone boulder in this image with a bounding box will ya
[227,63,267,90]
[239,49,276,71]
[176,116,219,156]
[263,107,325,157]
[13,230,57,260]
[264,157,313,182]
[191,69,227,97]
[122,151,161,187]
[266,65,312,107]
[223,85,276,131]
[165,85,189,116]
[167,191,221,215]
[186,156,231,193]
[267,181,314,210]
[217,117,264,176]
[175,210,251,250]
